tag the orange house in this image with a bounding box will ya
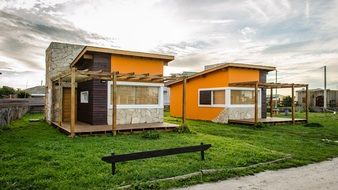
[167,63,275,123]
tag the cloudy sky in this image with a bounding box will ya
[0,0,337,93]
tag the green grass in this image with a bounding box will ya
[1,112,338,189]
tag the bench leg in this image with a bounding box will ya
[111,153,116,175]
[201,142,205,160]
[112,162,116,175]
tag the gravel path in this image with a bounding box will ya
[177,158,338,190]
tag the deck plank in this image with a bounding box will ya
[52,121,178,134]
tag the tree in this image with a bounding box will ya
[0,86,16,98]
[16,90,31,98]
[282,96,292,107]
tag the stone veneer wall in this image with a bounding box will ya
[107,108,164,125]
[45,42,85,122]
[212,107,262,123]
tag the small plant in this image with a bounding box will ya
[304,122,324,128]
[253,122,265,129]
[177,123,191,133]
[141,131,160,139]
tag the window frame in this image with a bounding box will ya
[198,87,261,108]
[107,81,164,109]
[198,88,226,107]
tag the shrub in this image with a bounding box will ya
[16,90,31,98]
[177,123,190,133]
[141,131,160,139]
[253,122,265,129]
[304,123,324,128]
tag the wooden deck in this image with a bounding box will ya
[52,121,179,135]
[228,117,307,125]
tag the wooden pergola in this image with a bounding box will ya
[51,68,183,137]
[229,81,309,124]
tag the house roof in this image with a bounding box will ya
[24,85,45,95]
[166,63,276,86]
[70,45,175,67]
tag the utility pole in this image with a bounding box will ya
[323,66,327,111]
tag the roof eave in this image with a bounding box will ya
[70,46,174,67]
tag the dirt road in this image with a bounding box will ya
[177,158,338,190]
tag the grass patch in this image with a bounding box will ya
[1,112,338,189]
[142,131,160,139]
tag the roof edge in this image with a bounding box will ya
[167,63,276,86]
[70,45,175,67]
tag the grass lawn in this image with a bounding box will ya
[1,112,338,189]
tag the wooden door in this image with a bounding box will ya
[63,88,77,122]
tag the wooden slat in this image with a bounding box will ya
[102,144,211,163]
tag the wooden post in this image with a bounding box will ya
[70,67,76,137]
[305,85,309,123]
[58,78,62,127]
[270,87,273,118]
[291,83,295,125]
[254,81,258,124]
[112,72,117,136]
[182,77,187,124]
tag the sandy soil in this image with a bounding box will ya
[177,158,338,190]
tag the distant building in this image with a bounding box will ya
[297,88,338,111]
[164,71,197,107]
[24,85,45,113]
[266,94,285,107]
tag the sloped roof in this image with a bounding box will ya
[167,63,275,86]
[24,86,45,95]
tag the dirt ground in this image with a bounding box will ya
[177,158,338,190]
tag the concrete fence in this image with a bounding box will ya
[0,99,30,127]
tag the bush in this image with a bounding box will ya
[253,122,265,129]
[304,123,324,128]
[141,131,160,139]
[177,123,190,133]
[16,90,31,98]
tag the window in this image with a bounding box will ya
[213,90,225,104]
[199,90,211,105]
[199,90,225,106]
[231,90,254,104]
[80,91,89,103]
[111,85,159,105]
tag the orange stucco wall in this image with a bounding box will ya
[111,55,164,75]
[169,67,261,121]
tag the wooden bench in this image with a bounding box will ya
[101,142,212,175]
